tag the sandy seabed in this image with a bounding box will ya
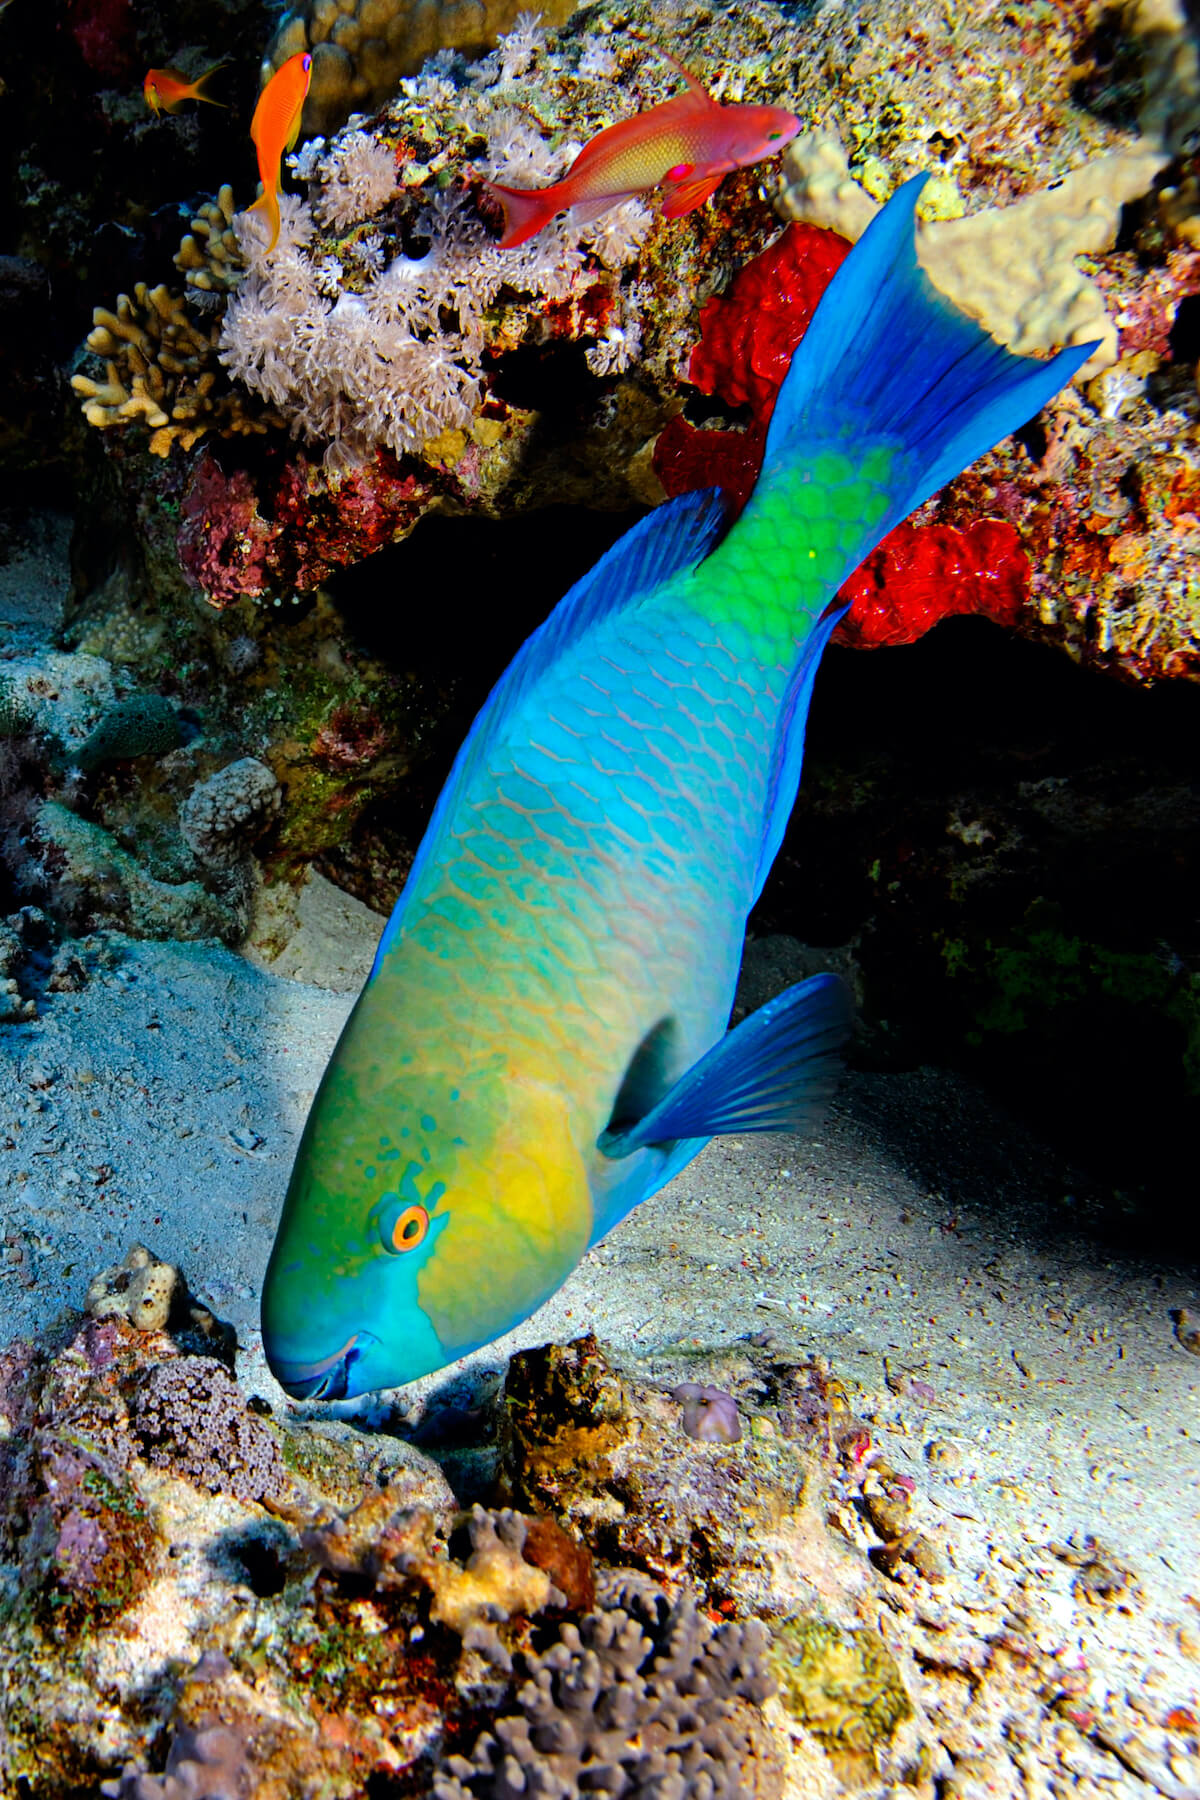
[2,903,1199,1790]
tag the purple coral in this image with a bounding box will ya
[672,1383,742,1444]
[434,1578,773,1798]
[130,1357,289,1505]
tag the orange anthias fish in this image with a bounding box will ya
[483,55,802,249]
[247,50,313,255]
[143,61,226,116]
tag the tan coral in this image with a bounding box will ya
[263,0,581,138]
[173,185,245,299]
[71,280,282,456]
[778,131,1167,379]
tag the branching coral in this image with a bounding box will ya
[71,281,281,456]
[173,186,245,301]
[435,1577,778,1798]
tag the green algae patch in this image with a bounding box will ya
[767,1615,912,1782]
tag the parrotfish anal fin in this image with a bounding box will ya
[370,487,728,975]
[661,171,723,218]
[598,973,854,1158]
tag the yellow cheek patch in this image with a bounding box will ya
[417,1077,591,1351]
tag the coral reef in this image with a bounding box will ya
[71,283,282,458]
[130,1358,291,1504]
[178,758,282,868]
[76,694,184,772]
[436,1578,780,1799]
[766,1616,912,1785]
[778,131,1166,378]
[263,0,581,139]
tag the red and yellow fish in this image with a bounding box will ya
[484,54,802,248]
[143,61,226,116]
[247,51,313,255]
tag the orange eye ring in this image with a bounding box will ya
[391,1204,428,1252]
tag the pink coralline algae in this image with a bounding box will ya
[178,447,438,607]
[654,222,1036,648]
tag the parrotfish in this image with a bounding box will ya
[247,50,312,254]
[484,55,801,248]
[262,178,1096,1401]
[143,61,226,116]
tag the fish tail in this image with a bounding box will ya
[707,174,1098,638]
[192,61,228,106]
[483,179,564,249]
[247,185,281,254]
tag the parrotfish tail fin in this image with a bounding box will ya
[194,61,228,106]
[483,180,563,249]
[599,972,854,1157]
[712,171,1100,903]
[742,171,1100,586]
[247,186,281,255]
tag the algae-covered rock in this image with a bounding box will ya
[767,1616,913,1786]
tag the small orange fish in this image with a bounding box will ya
[247,51,313,255]
[484,53,801,248]
[143,62,226,116]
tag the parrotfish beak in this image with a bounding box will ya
[267,1330,383,1400]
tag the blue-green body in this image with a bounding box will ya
[262,180,1095,1400]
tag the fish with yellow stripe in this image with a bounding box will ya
[261,178,1096,1400]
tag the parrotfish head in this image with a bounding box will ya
[261,1050,593,1400]
[729,104,802,167]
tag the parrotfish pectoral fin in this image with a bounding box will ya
[598,972,854,1157]
[749,173,1102,539]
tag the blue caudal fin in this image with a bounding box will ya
[598,973,855,1157]
[744,173,1101,541]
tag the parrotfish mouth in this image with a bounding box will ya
[268,1330,380,1400]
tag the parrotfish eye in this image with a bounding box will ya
[302,53,312,72]
[377,1195,430,1254]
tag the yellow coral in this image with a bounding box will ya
[262,0,580,137]
[71,280,280,456]
[778,131,1166,379]
[173,185,245,298]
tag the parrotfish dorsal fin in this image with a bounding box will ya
[370,487,728,975]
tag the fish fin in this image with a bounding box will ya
[569,193,627,225]
[750,173,1101,538]
[193,61,228,105]
[598,973,854,1157]
[640,42,714,101]
[247,186,281,254]
[661,171,723,218]
[749,603,847,901]
[721,175,1100,902]
[483,179,566,248]
[370,486,728,973]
